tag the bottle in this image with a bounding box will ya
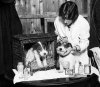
[31,4,37,15]
[84,64,91,75]
[17,62,24,74]
[75,61,79,74]
[64,61,70,75]
[78,62,84,74]
[24,67,30,80]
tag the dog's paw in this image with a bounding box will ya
[38,64,44,68]
[43,64,48,68]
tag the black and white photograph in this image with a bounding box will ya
[0,0,100,87]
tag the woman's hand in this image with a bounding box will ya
[62,37,68,43]
[72,45,81,55]
[58,37,68,43]
[72,45,81,51]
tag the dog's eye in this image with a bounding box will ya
[43,44,46,49]
[57,42,61,46]
[64,44,68,48]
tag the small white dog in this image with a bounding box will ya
[56,42,75,72]
[25,41,48,68]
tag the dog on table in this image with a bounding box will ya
[25,41,48,68]
[56,41,75,72]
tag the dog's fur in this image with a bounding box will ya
[89,47,100,71]
[56,42,75,72]
[25,41,48,68]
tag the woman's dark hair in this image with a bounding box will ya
[59,1,79,24]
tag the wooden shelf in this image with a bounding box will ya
[19,14,57,19]
[16,0,90,34]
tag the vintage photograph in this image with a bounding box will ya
[0,0,100,87]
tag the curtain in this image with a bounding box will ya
[0,0,14,3]
[89,0,100,49]
[0,0,22,75]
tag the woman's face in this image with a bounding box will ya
[59,17,72,26]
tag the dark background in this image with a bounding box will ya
[0,0,100,86]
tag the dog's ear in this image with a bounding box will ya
[42,41,48,50]
[64,43,72,48]
[43,41,48,46]
[57,41,61,47]
[68,43,72,47]
[88,50,94,58]
[32,42,40,50]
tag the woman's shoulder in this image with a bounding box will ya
[54,16,63,25]
[72,15,90,32]
[78,15,89,24]
[75,15,90,27]
[54,16,60,22]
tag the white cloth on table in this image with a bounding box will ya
[13,66,100,84]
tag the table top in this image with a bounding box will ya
[15,74,98,86]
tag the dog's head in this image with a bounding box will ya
[56,41,72,56]
[32,41,48,57]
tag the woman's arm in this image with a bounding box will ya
[54,16,68,42]
[71,17,90,55]
[78,22,90,52]
[76,21,90,51]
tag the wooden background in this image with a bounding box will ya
[15,0,90,34]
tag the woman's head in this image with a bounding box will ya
[59,1,79,26]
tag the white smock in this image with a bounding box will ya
[54,15,90,65]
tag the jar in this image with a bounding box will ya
[75,61,79,74]
[24,68,30,80]
[17,62,24,74]
[84,64,91,74]
[78,62,84,74]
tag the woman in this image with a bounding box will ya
[54,1,90,65]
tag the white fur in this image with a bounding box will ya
[57,43,75,72]
[25,42,48,68]
[57,42,89,72]
[25,48,35,66]
[59,54,75,71]
[90,47,100,73]
[38,41,48,57]
[90,47,100,59]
